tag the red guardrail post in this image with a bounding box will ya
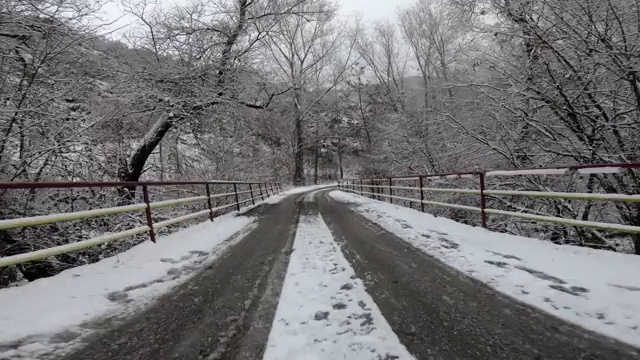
[419,175,425,213]
[371,179,375,199]
[205,184,215,221]
[408,179,413,209]
[388,177,393,204]
[372,179,376,199]
[258,183,265,200]
[142,185,156,243]
[359,179,363,195]
[233,183,241,211]
[270,183,275,196]
[365,179,369,197]
[249,184,255,205]
[479,172,487,228]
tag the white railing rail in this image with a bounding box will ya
[339,162,640,236]
[0,180,283,267]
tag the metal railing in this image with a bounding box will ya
[338,163,640,235]
[0,180,283,267]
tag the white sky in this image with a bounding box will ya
[338,0,416,21]
[100,0,417,37]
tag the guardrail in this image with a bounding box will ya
[0,180,282,268]
[338,163,640,237]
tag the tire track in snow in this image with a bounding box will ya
[263,191,414,360]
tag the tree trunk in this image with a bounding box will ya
[159,140,164,181]
[634,205,640,255]
[337,140,344,180]
[216,0,249,93]
[117,117,173,200]
[292,88,305,185]
[314,142,319,184]
[117,0,252,196]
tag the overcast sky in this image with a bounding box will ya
[101,0,417,37]
[339,0,415,21]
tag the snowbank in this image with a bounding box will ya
[263,211,414,359]
[330,190,640,348]
[0,213,256,360]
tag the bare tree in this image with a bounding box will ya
[356,20,410,110]
[114,0,307,194]
[439,0,640,252]
[260,0,360,184]
[0,0,114,183]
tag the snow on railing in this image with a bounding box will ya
[339,162,640,236]
[0,180,282,267]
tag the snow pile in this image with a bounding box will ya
[263,212,414,360]
[0,213,256,360]
[330,190,640,348]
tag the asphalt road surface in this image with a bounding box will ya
[61,189,640,360]
[316,190,640,360]
[62,193,302,360]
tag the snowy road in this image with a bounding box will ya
[263,192,413,359]
[60,193,303,360]
[5,187,639,359]
[318,191,639,360]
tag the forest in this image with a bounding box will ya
[1,0,639,283]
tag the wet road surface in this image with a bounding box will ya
[62,189,640,360]
[62,193,302,360]
[317,190,639,360]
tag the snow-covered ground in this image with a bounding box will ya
[0,212,257,360]
[330,190,640,348]
[264,194,414,359]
